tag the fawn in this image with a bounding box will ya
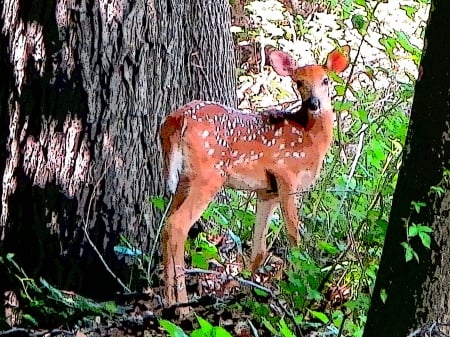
[160,45,350,313]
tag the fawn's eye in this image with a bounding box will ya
[296,80,303,88]
[322,78,329,85]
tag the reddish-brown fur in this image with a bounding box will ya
[160,46,350,314]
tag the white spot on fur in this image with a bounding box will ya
[274,128,283,137]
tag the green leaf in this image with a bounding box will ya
[262,317,278,334]
[318,241,340,254]
[150,196,166,211]
[196,315,214,332]
[104,301,118,314]
[400,4,418,19]
[254,288,269,297]
[395,30,415,53]
[353,0,368,8]
[308,310,329,324]
[380,289,388,304]
[334,100,352,112]
[411,201,426,213]
[191,252,209,269]
[419,232,431,249]
[417,225,433,233]
[191,237,219,269]
[192,316,214,336]
[351,14,368,36]
[22,314,38,327]
[159,320,189,337]
[279,318,296,337]
[408,225,419,237]
[430,185,445,197]
[395,30,422,65]
[212,326,233,337]
[190,329,206,337]
[308,289,323,302]
[356,108,369,123]
[401,242,414,262]
[379,37,397,60]
[334,84,346,96]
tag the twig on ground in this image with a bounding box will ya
[83,160,131,293]
[184,267,304,337]
[148,195,173,281]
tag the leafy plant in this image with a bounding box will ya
[160,315,233,337]
[0,253,118,328]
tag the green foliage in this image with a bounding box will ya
[160,320,189,337]
[0,254,119,327]
[281,250,324,308]
[150,195,167,211]
[188,233,221,269]
[408,224,432,249]
[160,316,233,337]
[401,241,419,262]
[399,161,448,262]
[227,0,429,334]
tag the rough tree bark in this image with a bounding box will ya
[0,0,236,297]
[363,1,450,336]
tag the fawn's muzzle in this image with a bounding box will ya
[304,97,320,111]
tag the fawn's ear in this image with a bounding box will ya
[269,50,299,76]
[325,45,350,73]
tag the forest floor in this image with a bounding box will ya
[2,251,290,337]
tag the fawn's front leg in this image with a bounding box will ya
[277,176,302,246]
[250,190,279,272]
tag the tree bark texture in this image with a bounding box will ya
[0,0,236,297]
[363,1,450,336]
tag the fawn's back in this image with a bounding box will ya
[162,97,335,194]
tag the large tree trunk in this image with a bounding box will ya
[363,1,450,336]
[0,0,236,298]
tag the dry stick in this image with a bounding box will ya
[247,319,260,337]
[83,160,131,293]
[184,268,304,337]
[147,195,173,281]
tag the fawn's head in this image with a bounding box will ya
[269,46,350,113]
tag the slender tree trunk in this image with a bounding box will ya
[363,1,450,336]
[0,0,236,297]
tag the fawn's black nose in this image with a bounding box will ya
[305,97,320,111]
